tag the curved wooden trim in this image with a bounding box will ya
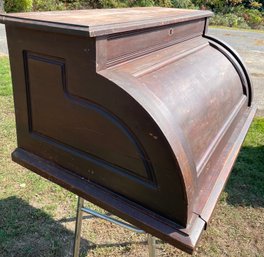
[98,68,198,222]
[203,35,253,106]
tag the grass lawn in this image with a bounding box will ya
[209,25,264,33]
[0,55,263,256]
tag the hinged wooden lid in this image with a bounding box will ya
[0,7,212,36]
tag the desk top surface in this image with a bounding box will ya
[0,7,212,36]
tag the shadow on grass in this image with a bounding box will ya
[0,197,148,257]
[225,145,264,207]
[0,196,90,257]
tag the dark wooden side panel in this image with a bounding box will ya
[24,51,153,182]
[6,25,188,226]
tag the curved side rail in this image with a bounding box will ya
[204,34,253,106]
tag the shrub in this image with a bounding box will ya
[225,13,240,26]
[4,0,33,12]
[171,0,196,9]
[59,0,88,9]
[129,0,155,7]
[32,0,66,11]
[243,8,263,29]
[192,0,226,12]
[210,14,231,27]
[227,0,242,6]
[249,1,262,9]
[99,0,124,8]
[210,5,263,29]
[210,13,250,28]
[157,0,172,7]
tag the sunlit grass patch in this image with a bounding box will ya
[0,56,12,96]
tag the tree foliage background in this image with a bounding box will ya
[3,0,264,29]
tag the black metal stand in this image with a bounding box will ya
[73,196,156,257]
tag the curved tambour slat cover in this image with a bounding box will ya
[0,8,256,253]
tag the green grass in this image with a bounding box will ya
[209,25,264,33]
[0,57,12,96]
[0,55,263,256]
[226,118,264,206]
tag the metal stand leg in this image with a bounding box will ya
[73,196,157,257]
[73,197,84,257]
[148,234,157,257]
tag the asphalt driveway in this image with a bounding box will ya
[0,24,263,115]
[0,24,7,55]
[208,28,264,116]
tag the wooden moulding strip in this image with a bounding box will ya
[12,147,205,253]
[198,105,257,223]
